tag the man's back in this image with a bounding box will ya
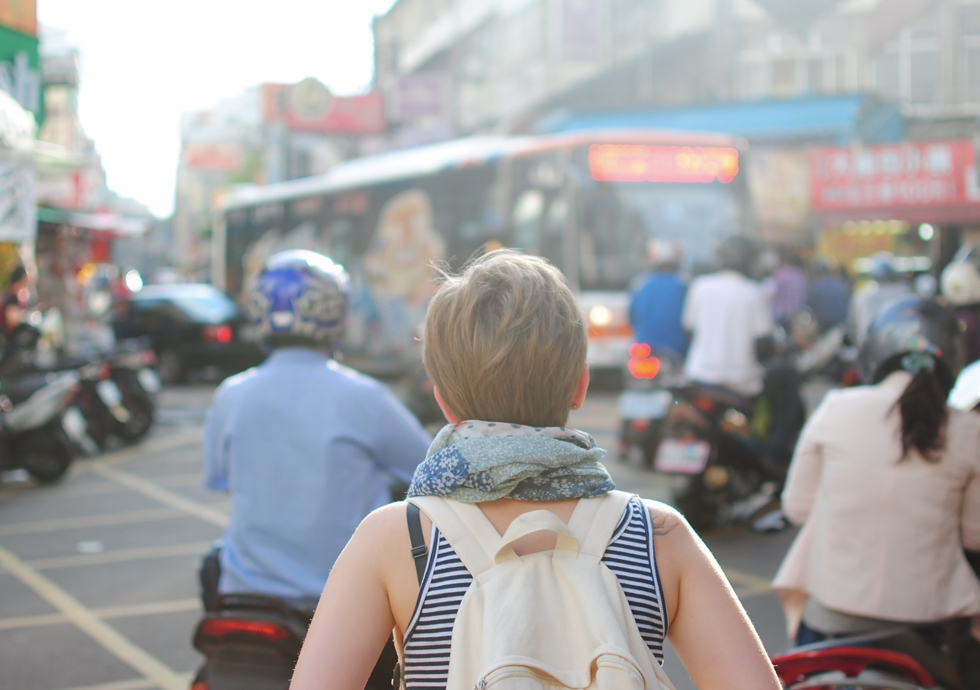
[629,272,687,355]
[203,348,430,600]
[683,271,772,396]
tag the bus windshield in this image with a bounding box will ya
[578,181,741,292]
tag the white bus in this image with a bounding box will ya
[215,130,753,374]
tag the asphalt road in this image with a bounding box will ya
[0,382,800,690]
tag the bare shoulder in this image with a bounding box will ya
[641,498,688,538]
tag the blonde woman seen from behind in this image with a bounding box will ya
[291,251,781,690]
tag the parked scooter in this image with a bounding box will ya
[0,366,86,484]
[772,628,965,689]
[0,323,158,450]
[617,344,684,466]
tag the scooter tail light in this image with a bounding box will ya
[630,419,650,432]
[99,363,111,380]
[190,683,209,690]
[198,617,290,642]
[142,350,156,366]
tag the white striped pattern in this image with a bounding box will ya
[402,498,667,689]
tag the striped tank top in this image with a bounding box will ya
[402,497,668,689]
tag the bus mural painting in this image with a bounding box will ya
[365,189,444,358]
[213,131,754,376]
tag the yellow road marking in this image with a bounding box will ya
[0,598,201,631]
[0,508,183,536]
[91,466,228,527]
[0,543,186,690]
[724,568,773,599]
[152,473,205,488]
[46,679,157,690]
[78,429,203,472]
[29,542,213,570]
[0,611,66,630]
[95,598,200,619]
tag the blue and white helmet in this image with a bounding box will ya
[249,250,350,350]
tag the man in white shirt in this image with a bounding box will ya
[683,237,773,397]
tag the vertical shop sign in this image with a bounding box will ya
[0,158,35,242]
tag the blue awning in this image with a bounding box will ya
[537,95,904,145]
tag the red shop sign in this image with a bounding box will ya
[811,140,980,212]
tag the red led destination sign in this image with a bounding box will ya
[589,144,739,184]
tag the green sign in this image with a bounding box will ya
[0,25,41,125]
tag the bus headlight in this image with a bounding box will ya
[589,305,613,327]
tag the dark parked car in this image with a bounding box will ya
[112,284,265,383]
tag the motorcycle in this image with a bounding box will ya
[0,368,86,484]
[651,335,805,532]
[190,593,397,690]
[0,323,158,450]
[772,628,965,689]
[617,345,684,466]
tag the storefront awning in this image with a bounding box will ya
[537,95,904,145]
[37,206,149,237]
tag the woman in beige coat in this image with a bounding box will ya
[773,296,980,683]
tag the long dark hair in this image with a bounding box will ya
[879,355,953,461]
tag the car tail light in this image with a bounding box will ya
[628,343,661,380]
[772,647,934,688]
[198,617,290,642]
[203,325,233,344]
[693,397,714,412]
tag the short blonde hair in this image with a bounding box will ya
[423,250,587,428]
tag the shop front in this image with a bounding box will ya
[810,139,980,276]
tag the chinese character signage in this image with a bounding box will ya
[811,140,980,212]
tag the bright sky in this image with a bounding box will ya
[37,0,399,218]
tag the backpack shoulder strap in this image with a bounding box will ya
[405,502,427,585]
[407,496,499,577]
[568,490,636,559]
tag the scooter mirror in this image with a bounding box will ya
[949,360,980,411]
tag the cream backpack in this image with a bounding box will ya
[406,490,677,690]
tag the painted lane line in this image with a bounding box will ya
[77,429,203,472]
[91,466,228,528]
[0,598,201,632]
[29,542,214,571]
[724,568,773,599]
[0,611,67,630]
[0,508,183,536]
[0,543,186,690]
[95,598,200,620]
[152,473,207,488]
[44,679,157,690]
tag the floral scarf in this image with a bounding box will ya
[407,420,615,503]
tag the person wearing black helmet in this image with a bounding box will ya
[773,296,980,685]
[682,236,773,397]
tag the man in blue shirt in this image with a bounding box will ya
[201,250,430,607]
[806,260,851,332]
[628,240,687,356]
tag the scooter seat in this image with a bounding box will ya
[792,628,961,690]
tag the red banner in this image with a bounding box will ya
[263,82,386,135]
[811,140,980,212]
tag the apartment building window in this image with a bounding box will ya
[872,15,941,104]
[738,49,856,99]
[963,13,980,102]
